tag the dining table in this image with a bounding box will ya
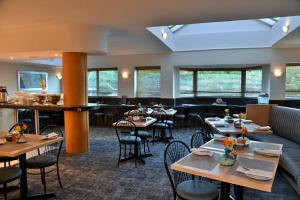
[205,118,273,136]
[171,139,282,200]
[112,117,157,164]
[0,132,63,199]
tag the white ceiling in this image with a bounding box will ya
[0,0,300,61]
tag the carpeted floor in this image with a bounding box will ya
[5,127,300,200]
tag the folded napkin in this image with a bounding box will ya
[191,148,213,156]
[257,126,271,131]
[206,117,220,121]
[254,148,282,156]
[242,119,252,123]
[212,121,226,127]
[42,132,58,140]
[236,166,273,179]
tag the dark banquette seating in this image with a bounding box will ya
[248,106,300,194]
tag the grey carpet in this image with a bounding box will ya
[4,127,300,200]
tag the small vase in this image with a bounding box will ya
[220,153,235,166]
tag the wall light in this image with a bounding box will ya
[56,72,63,80]
[10,57,14,60]
[122,71,129,79]
[273,69,283,77]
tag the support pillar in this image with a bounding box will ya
[62,52,89,153]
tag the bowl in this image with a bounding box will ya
[35,94,47,104]
[47,94,61,104]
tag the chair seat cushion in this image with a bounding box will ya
[26,155,57,169]
[120,136,141,144]
[152,122,168,128]
[130,131,151,137]
[0,167,22,183]
[0,156,18,163]
[176,180,219,200]
[164,120,174,125]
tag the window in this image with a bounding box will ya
[136,67,160,97]
[285,65,300,98]
[245,69,262,97]
[179,67,262,97]
[198,70,241,96]
[179,70,194,97]
[87,69,118,96]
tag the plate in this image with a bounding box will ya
[17,139,27,143]
[245,173,272,181]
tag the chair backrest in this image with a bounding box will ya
[39,125,64,160]
[164,141,192,200]
[190,131,205,148]
[114,119,136,142]
[150,109,168,125]
[8,123,30,134]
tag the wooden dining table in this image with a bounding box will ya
[205,118,273,135]
[171,139,282,200]
[0,132,63,199]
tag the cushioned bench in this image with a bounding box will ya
[248,106,300,194]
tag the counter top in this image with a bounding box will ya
[0,103,101,111]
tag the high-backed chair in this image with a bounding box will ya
[26,125,64,196]
[164,141,219,200]
[246,104,277,126]
[128,110,151,155]
[150,109,169,142]
[114,119,142,167]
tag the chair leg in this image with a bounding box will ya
[56,163,63,188]
[146,140,151,152]
[3,183,7,200]
[118,146,121,167]
[41,168,47,197]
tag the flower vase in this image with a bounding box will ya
[220,152,235,166]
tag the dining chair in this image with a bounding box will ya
[114,119,142,167]
[164,141,219,200]
[127,110,151,155]
[0,167,22,200]
[0,123,30,167]
[190,131,206,148]
[26,125,64,196]
[150,109,169,142]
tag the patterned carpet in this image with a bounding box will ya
[5,127,300,200]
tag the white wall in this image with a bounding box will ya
[0,62,62,131]
[88,47,300,99]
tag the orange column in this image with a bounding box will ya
[62,52,89,153]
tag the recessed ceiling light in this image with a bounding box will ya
[161,31,168,40]
[282,24,289,33]
[54,53,59,57]
[9,57,14,60]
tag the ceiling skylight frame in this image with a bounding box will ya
[168,24,185,33]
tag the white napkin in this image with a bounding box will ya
[236,166,273,179]
[254,148,282,156]
[242,119,252,123]
[191,148,213,156]
[212,121,226,127]
[257,126,271,131]
[43,132,58,139]
[206,117,220,121]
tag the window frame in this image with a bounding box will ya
[135,66,161,98]
[179,66,262,98]
[87,68,118,97]
[285,63,300,99]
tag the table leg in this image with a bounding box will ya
[34,110,39,135]
[221,182,230,200]
[234,185,244,200]
[13,109,18,124]
[19,154,27,199]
